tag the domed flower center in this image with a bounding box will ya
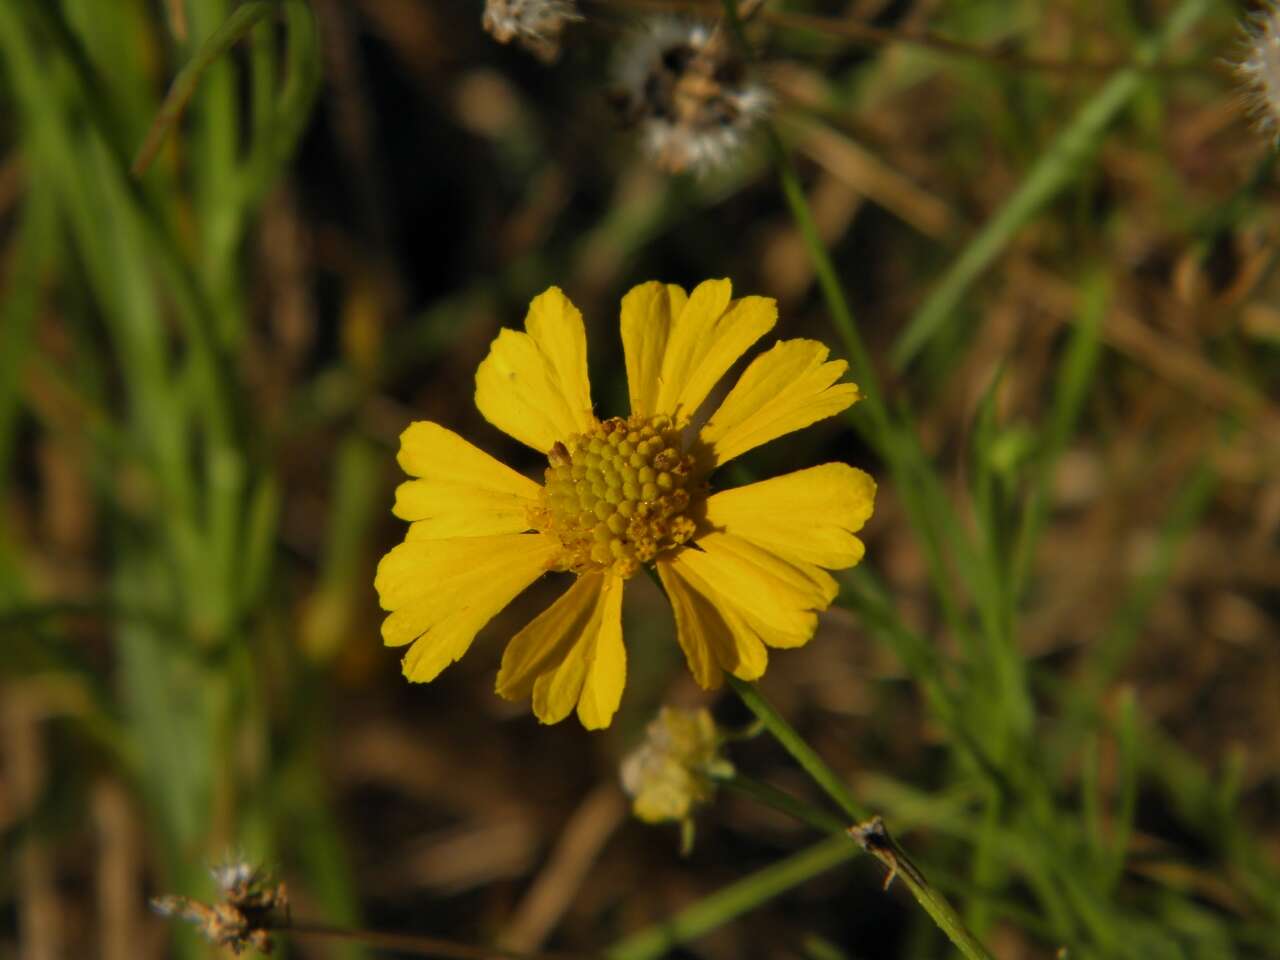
[533,415,700,579]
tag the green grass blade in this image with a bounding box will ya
[890,0,1211,370]
[1011,269,1107,596]
[0,184,55,478]
[131,1,276,175]
[237,0,322,208]
[727,676,867,822]
[606,836,858,960]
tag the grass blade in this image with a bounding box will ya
[890,0,1211,369]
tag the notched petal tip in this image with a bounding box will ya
[699,338,861,467]
[496,572,627,729]
[474,287,595,452]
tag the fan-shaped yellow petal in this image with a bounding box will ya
[374,533,557,683]
[496,572,625,728]
[652,279,777,424]
[677,532,835,643]
[392,421,541,538]
[475,287,595,452]
[705,464,876,570]
[699,339,859,467]
[620,281,687,416]
[657,557,767,690]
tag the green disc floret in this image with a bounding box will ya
[532,414,699,578]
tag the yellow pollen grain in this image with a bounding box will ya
[531,414,699,579]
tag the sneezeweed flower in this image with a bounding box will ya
[611,20,771,174]
[620,706,733,850]
[1235,2,1280,141]
[375,278,876,729]
[482,0,581,62]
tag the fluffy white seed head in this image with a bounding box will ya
[612,19,771,175]
[1235,3,1280,141]
[483,0,581,62]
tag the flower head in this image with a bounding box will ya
[151,861,287,955]
[1235,3,1280,141]
[620,706,732,826]
[375,279,875,729]
[482,0,581,62]
[612,20,771,174]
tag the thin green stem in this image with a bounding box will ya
[722,2,988,657]
[286,923,593,960]
[726,676,867,822]
[717,773,850,834]
[889,0,1212,369]
[606,835,858,960]
[848,818,997,960]
[726,677,995,960]
[132,1,275,175]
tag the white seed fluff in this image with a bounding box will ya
[613,19,771,175]
[1235,3,1280,141]
[482,0,581,61]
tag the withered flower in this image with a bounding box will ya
[612,20,771,174]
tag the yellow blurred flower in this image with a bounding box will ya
[375,279,875,729]
[620,706,732,826]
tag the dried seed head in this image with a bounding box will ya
[1234,3,1280,141]
[612,19,771,174]
[151,861,288,955]
[483,0,581,63]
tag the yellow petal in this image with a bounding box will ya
[652,279,777,424]
[496,573,602,698]
[657,557,767,689]
[699,339,859,467]
[577,613,626,730]
[620,281,688,416]
[474,287,595,452]
[392,421,541,537]
[497,573,625,728]
[677,533,835,645]
[374,533,558,682]
[705,464,876,570]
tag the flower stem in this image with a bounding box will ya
[725,675,867,822]
[285,923,594,960]
[726,677,996,960]
[716,772,849,834]
[606,835,858,960]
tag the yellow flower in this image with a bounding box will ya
[620,706,733,826]
[375,279,876,729]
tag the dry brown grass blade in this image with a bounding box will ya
[501,784,627,952]
[788,117,955,239]
[93,779,143,960]
[4,687,61,960]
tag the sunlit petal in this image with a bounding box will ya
[652,279,776,423]
[375,534,558,682]
[475,287,596,452]
[392,421,541,537]
[705,464,875,570]
[699,339,858,467]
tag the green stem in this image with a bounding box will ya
[888,0,1212,369]
[722,2,987,656]
[605,835,858,960]
[132,1,275,175]
[726,678,995,960]
[726,675,867,822]
[717,773,849,834]
[848,818,997,960]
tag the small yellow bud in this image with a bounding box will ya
[619,707,733,830]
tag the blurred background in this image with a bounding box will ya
[1,0,1278,957]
